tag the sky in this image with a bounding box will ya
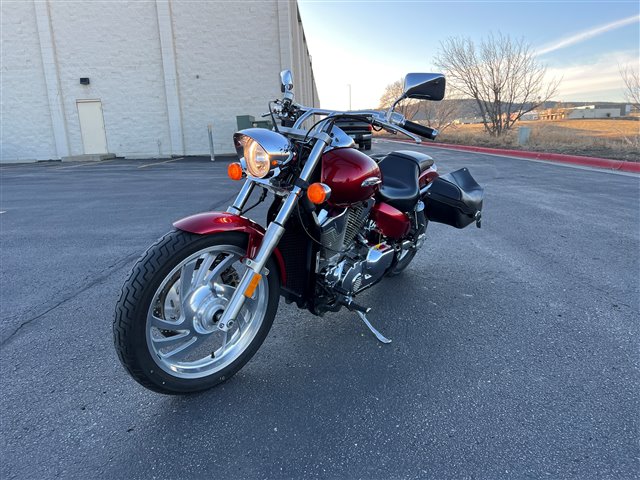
[297,0,640,109]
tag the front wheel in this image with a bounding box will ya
[113,230,280,394]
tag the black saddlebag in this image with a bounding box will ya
[423,168,483,228]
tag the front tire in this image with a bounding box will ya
[113,230,280,394]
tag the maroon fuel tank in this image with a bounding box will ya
[321,148,381,206]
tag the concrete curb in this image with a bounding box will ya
[381,138,640,173]
[62,153,116,162]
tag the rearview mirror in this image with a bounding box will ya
[280,70,293,94]
[403,73,446,101]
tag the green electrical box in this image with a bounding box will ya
[236,115,273,131]
[236,115,255,130]
[251,120,273,129]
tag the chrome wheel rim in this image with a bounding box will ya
[146,245,268,379]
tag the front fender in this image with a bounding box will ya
[173,212,286,286]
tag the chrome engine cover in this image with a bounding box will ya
[317,200,393,295]
[317,200,372,266]
[324,243,394,295]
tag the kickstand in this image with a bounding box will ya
[356,311,392,344]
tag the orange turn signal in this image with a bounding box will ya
[227,162,243,181]
[307,182,331,204]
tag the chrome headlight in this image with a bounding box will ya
[244,140,271,178]
[233,128,291,179]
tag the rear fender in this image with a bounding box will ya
[173,212,286,286]
[418,166,439,189]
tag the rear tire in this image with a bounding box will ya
[387,218,426,277]
[386,248,417,277]
[113,230,280,394]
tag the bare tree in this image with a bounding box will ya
[378,79,420,119]
[620,65,640,110]
[434,33,558,136]
[418,96,462,132]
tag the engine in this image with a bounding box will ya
[316,201,395,296]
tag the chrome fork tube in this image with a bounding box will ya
[217,134,331,330]
[227,180,255,214]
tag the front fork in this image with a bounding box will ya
[216,133,331,331]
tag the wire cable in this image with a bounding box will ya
[268,101,280,133]
[295,203,350,254]
[240,187,268,216]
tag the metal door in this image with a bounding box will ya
[77,100,108,154]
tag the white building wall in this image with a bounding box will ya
[0,0,318,162]
[1,1,57,162]
[567,108,621,119]
[48,1,172,158]
[170,0,283,155]
[285,1,318,109]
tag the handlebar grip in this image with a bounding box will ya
[402,120,438,140]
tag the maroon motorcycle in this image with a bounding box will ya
[114,71,484,394]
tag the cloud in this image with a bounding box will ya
[536,14,640,56]
[545,51,637,101]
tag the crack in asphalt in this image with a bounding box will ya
[0,192,241,348]
[0,252,140,348]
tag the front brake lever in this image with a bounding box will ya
[393,125,422,144]
[371,119,422,144]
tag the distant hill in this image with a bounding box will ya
[409,99,632,122]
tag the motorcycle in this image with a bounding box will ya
[114,70,484,394]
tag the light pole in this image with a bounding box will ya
[347,84,352,110]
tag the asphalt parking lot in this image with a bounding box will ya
[1,139,638,479]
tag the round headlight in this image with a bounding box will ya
[244,140,271,178]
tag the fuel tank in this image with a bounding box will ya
[321,148,381,206]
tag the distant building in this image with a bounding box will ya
[457,116,484,124]
[538,109,566,121]
[520,111,539,121]
[1,0,318,163]
[566,105,621,119]
[537,104,628,121]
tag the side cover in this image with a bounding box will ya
[173,212,287,285]
[423,168,483,229]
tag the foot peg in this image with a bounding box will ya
[355,311,392,344]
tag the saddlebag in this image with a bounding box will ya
[423,168,483,228]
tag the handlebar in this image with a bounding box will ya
[401,120,438,140]
[276,102,431,144]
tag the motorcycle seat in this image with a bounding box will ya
[377,151,424,212]
[374,150,434,173]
